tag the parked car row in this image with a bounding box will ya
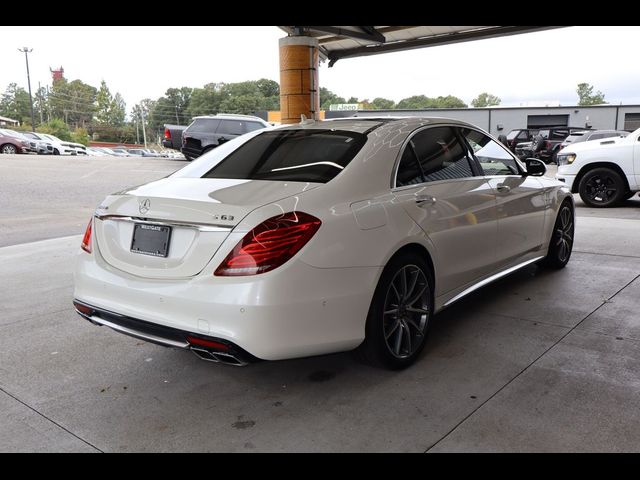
[85,146,185,159]
[507,126,628,165]
[0,128,87,155]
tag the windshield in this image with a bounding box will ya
[202,129,367,183]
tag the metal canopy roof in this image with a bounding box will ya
[278,26,565,66]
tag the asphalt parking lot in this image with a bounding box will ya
[1,155,640,452]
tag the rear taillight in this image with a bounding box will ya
[164,128,171,140]
[81,218,92,253]
[544,140,552,149]
[214,212,321,276]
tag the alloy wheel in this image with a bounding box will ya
[382,265,430,359]
[584,174,617,203]
[2,145,17,154]
[555,206,574,263]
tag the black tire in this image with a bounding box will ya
[1,144,17,154]
[356,252,433,370]
[542,201,574,269]
[53,148,60,155]
[578,167,626,207]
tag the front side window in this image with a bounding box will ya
[203,129,366,183]
[462,129,520,176]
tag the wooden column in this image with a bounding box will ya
[279,36,319,124]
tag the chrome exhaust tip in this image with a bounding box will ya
[190,347,249,366]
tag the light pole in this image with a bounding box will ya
[18,47,36,130]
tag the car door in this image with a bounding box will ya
[461,128,547,268]
[392,126,499,296]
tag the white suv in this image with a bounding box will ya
[556,127,640,207]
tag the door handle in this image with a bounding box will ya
[496,184,511,193]
[415,194,436,206]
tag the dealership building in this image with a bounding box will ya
[320,104,640,136]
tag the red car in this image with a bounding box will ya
[0,129,30,154]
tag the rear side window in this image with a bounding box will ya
[202,129,366,183]
[506,130,519,140]
[218,120,244,135]
[396,126,474,186]
[188,118,221,134]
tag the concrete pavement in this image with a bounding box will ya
[1,156,639,452]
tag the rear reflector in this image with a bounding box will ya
[81,218,93,253]
[214,211,321,276]
[187,336,230,351]
[74,302,93,315]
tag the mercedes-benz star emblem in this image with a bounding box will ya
[139,198,151,215]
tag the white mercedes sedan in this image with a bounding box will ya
[73,117,574,369]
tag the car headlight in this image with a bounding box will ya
[557,153,576,166]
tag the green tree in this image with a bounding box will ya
[37,118,71,141]
[71,127,89,146]
[110,93,126,126]
[95,80,113,124]
[149,87,192,130]
[577,82,607,106]
[471,92,501,107]
[0,83,31,124]
[34,85,49,124]
[397,95,467,109]
[319,87,346,110]
[396,95,432,109]
[371,97,395,109]
[48,78,97,128]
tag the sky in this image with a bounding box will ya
[2,25,640,115]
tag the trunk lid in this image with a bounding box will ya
[94,178,319,279]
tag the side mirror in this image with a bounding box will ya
[524,158,546,177]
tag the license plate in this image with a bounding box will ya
[130,224,171,257]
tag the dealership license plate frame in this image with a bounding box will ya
[130,223,172,257]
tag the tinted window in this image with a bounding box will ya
[550,129,569,140]
[396,143,424,187]
[245,122,265,133]
[506,130,519,140]
[218,120,244,135]
[411,127,473,183]
[188,118,221,134]
[516,131,529,139]
[203,129,366,183]
[463,129,520,176]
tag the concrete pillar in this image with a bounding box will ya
[279,36,319,124]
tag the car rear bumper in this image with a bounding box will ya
[73,249,380,361]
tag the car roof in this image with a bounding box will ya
[274,116,474,134]
[192,114,268,123]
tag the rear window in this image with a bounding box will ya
[202,129,367,183]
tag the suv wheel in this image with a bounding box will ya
[578,167,625,207]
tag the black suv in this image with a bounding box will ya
[505,128,538,153]
[516,126,592,163]
[181,114,270,160]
